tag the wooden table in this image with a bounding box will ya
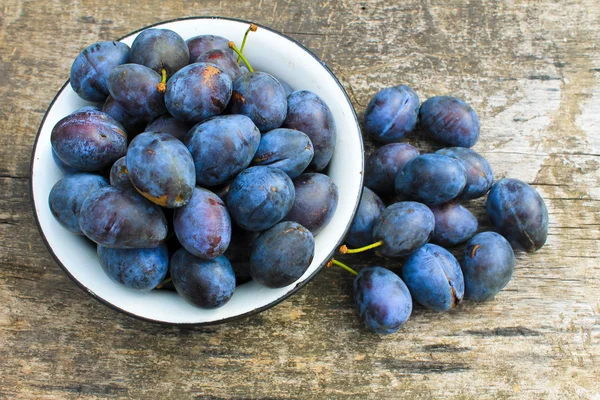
[1,1,598,398]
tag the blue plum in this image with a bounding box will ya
[429,201,478,247]
[227,166,295,232]
[79,186,168,248]
[345,187,385,248]
[130,28,189,78]
[170,250,236,309]
[51,107,127,172]
[249,221,315,288]
[284,173,338,236]
[52,148,78,174]
[102,94,148,135]
[402,244,465,312]
[251,128,314,179]
[109,156,132,189]
[97,244,169,291]
[363,85,420,143]
[165,63,232,123]
[184,115,260,186]
[186,34,233,63]
[486,178,548,252]
[228,72,287,132]
[145,115,192,141]
[436,147,494,200]
[195,49,242,81]
[371,201,434,257]
[107,63,167,120]
[354,266,412,334]
[70,41,130,102]
[283,90,336,171]
[419,96,480,148]
[395,154,467,205]
[461,232,515,301]
[364,143,419,196]
[48,173,109,234]
[174,187,231,259]
[126,132,195,208]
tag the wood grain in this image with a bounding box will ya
[1,0,599,398]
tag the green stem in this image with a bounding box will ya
[238,23,258,63]
[155,277,172,289]
[229,41,254,72]
[157,68,167,93]
[339,240,384,254]
[327,258,358,276]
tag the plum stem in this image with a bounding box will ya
[327,258,358,276]
[339,240,384,254]
[229,41,254,72]
[155,277,171,289]
[157,68,167,93]
[238,23,258,63]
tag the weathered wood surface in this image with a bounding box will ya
[1,0,599,398]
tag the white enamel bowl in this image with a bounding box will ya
[31,17,363,325]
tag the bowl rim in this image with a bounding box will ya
[30,15,364,326]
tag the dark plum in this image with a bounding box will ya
[364,143,419,196]
[462,232,515,301]
[369,201,434,257]
[51,107,127,172]
[213,182,232,203]
[184,115,260,186]
[345,187,385,248]
[227,166,295,232]
[107,63,167,120]
[102,95,148,135]
[97,244,169,291]
[354,266,412,334]
[284,173,338,236]
[419,96,480,148]
[170,249,236,309]
[79,186,168,248]
[363,85,420,143]
[174,187,232,259]
[224,225,259,284]
[130,28,189,78]
[429,201,478,247]
[195,49,242,81]
[283,90,336,171]
[70,41,130,102]
[48,173,109,234]
[145,115,192,141]
[249,221,315,288]
[165,63,232,123]
[126,132,195,208]
[436,147,494,200]
[278,78,294,96]
[186,34,232,63]
[251,128,314,179]
[228,71,287,132]
[109,156,132,189]
[395,154,467,205]
[486,178,549,252]
[402,244,465,312]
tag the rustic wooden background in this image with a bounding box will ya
[1,0,599,398]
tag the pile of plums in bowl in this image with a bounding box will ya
[335,86,549,334]
[31,18,363,325]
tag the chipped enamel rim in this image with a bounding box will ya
[30,16,363,325]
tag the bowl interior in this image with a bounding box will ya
[31,17,363,324]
